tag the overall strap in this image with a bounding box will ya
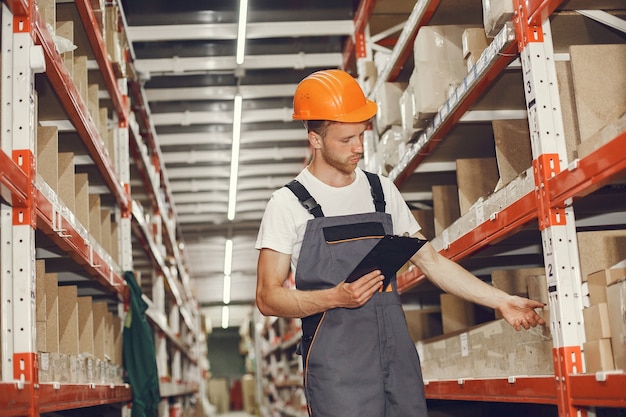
[285,180,325,218]
[364,171,386,213]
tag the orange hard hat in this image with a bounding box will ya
[292,69,378,123]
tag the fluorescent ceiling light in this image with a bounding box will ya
[227,94,242,221]
[236,0,248,65]
[221,305,230,329]
[224,239,233,275]
[223,275,231,305]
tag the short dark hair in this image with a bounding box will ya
[303,120,334,138]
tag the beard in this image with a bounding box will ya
[319,146,362,175]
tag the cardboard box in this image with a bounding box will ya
[555,61,581,163]
[456,158,499,215]
[36,125,59,191]
[44,273,60,353]
[58,286,79,356]
[583,303,612,341]
[379,126,407,174]
[375,82,407,135]
[399,84,417,139]
[492,119,533,188]
[411,209,435,240]
[462,27,489,58]
[58,152,75,212]
[404,307,442,342]
[89,194,102,243]
[100,209,112,256]
[242,374,257,414]
[577,113,626,160]
[411,25,468,126]
[417,318,553,379]
[482,0,514,37]
[56,21,74,76]
[583,339,615,373]
[432,185,460,236]
[92,301,108,361]
[491,268,546,297]
[440,293,476,334]
[577,230,626,281]
[606,279,626,371]
[78,296,94,355]
[570,44,626,143]
[36,0,56,35]
[527,274,549,305]
[74,173,90,229]
[587,267,626,305]
[208,378,230,414]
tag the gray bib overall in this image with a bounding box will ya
[286,172,428,417]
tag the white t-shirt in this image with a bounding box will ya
[255,167,421,275]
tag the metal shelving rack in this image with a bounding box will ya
[0,0,207,415]
[358,0,626,414]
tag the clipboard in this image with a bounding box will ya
[345,235,427,288]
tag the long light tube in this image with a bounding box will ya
[221,305,230,329]
[236,0,248,65]
[223,238,233,304]
[227,94,242,221]
[223,239,233,276]
[223,275,231,305]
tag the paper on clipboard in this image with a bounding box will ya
[345,235,427,288]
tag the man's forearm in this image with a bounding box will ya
[413,243,509,310]
[257,285,339,318]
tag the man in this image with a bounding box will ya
[255,69,545,417]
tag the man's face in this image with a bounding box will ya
[317,121,368,174]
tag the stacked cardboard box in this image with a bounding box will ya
[585,266,626,372]
[462,27,491,71]
[375,82,407,135]
[492,120,533,190]
[410,25,469,128]
[417,317,553,380]
[36,260,122,383]
[432,184,460,236]
[482,0,514,38]
[456,157,499,215]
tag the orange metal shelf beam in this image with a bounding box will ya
[0,383,131,416]
[4,0,29,17]
[397,190,537,293]
[0,382,33,417]
[32,10,130,214]
[36,189,126,297]
[569,373,626,408]
[342,0,377,72]
[424,376,558,405]
[74,0,128,123]
[548,131,626,207]
[38,383,131,413]
[0,151,29,207]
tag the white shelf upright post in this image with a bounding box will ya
[1,1,45,413]
[515,2,587,416]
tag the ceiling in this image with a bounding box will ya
[118,0,626,329]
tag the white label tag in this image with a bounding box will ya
[460,332,469,357]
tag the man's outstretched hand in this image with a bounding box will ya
[499,295,546,331]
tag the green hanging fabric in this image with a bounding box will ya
[123,270,161,417]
